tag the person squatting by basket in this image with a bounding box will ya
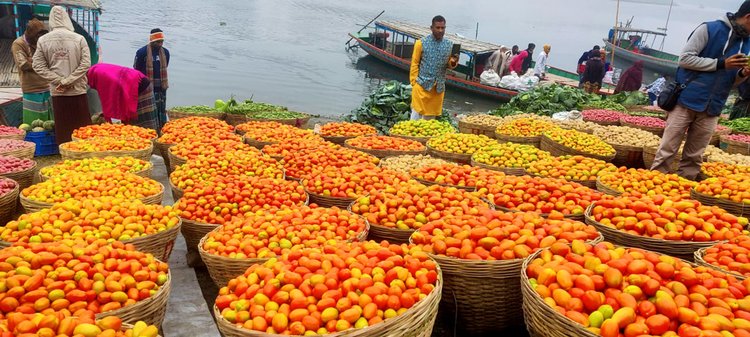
[134,28,170,131]
[651,1,750,180]
[409,15,458,121]
[87,63,159,133]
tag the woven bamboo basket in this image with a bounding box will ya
[246,115,311,128]
[620,120,664,137]
[495,133,540,148]
[426,145,472,164]
[224,113,249,126]
[412,177,476,192]
[0,182,19,225]
[390,134,432,145]
[584,204,717,261]
[0,161,36,190]
[539,135,616,162]
[95,269,171,326]
[153,140,174,173]
[322,135,357,145]
[198,235,269,287]
[641,146,707,173]
[366,222,414,244]
[20,183,164,214]
[167,110,225,121]
[711,128,732,146]
[0,131,25,141]
[166,149,187,173]
[529,173,597,189]
[344,142,426,159]
[0,142,35,160]
[304,188,356,208]
[60,143,153,162]
[492,203,585,221]
[124,222,181,261]
[521,249,600,337]
[420,232,602,335]
[583,118,620,126]
[0,221,181,261]
[180,218,220,265]
[691,188,749,217]
[169,180,184,201]
[694,246,747,280]
[200,221,369,286]
[609,142,645,168]
[595,177,623,196]
[470,159,526,176]
[39,164,152,182]
[458,119,496,138]
[721,135,750,156]
[243,137,276,150]
[214,264,442,337]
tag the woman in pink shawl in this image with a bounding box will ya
[87,63,159,132]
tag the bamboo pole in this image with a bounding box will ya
[611,0,620,66]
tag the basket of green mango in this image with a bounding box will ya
[246,110,311,128]
[167,105,225,121]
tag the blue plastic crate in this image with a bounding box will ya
[24,131,59,156]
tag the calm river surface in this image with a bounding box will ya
[99,0,731,118]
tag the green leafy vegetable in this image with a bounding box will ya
[608,91,650,106]
[169,105,219,113]
[490,84,599,116]
[345,80,413,134]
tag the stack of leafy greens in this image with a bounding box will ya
[346,80,456,134]
[345,81,412,134]
[214,97,307,119]
[581,100,627,112]
[607,91,650,107]
[490,84,599,117]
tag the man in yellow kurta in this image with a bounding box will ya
[409,15,459,120]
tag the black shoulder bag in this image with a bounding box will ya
[657,72,697,111]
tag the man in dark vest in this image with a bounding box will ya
[134,28,170,131]
[651,2,750,180]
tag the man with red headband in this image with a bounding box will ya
[134,28,170,130]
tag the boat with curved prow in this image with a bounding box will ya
[0,0,102,126]
[348,20,519,102]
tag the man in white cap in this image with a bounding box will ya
[134,28,170,129]
[486,45,511,77]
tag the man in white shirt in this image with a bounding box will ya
[534,45,551,79]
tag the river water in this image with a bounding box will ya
[98,0,730,118]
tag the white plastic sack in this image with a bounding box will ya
[480,70,502,87]
[552,110,582,121]
[499,73,520,90]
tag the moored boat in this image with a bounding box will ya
[348,20,519,102]
[604,26,678,76]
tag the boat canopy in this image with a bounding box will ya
[612,26,666,37]
[377,20,501,54]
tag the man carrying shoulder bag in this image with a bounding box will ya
[652,1,750,180]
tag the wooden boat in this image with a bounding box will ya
[0,0,101,125]
[348,20,519,102]
[604,26,678,75]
